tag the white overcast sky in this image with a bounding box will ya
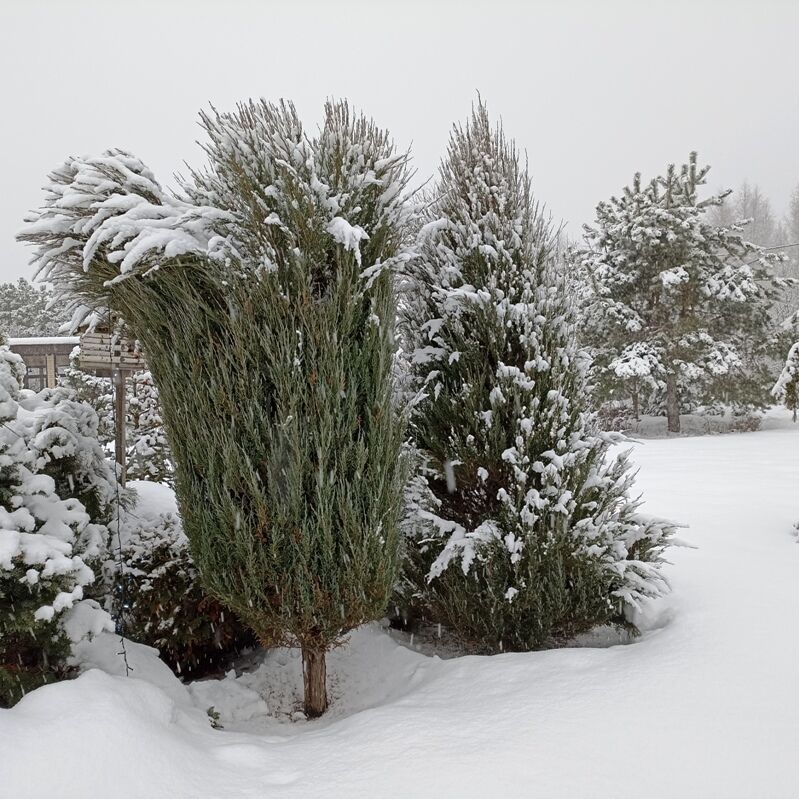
[1,0,798,282]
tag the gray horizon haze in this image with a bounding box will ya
[2,0,798,281]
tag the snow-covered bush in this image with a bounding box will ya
[18,386,121,526]
[0,346,115,706]
[114,485,251,677]
[773,342,799,422]
[58,346,114,445]
[595,400,637,432]
[401,103,675,652]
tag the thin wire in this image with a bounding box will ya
[1,421,24,440]
[107,319,132,676]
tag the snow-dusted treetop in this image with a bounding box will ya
[19,101,413,328]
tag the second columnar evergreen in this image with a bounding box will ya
[401,103,674,652]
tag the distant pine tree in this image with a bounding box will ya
[0,278,70,338]
[578,154,785,431]
[401,102,674,652]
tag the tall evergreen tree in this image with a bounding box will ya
[579,154,784,432]
[19,99,411,716]
[401,103,674,652]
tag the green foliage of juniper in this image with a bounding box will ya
[19,99,411,715]
[401,103,674,653]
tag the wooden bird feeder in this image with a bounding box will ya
[79,329,146,486]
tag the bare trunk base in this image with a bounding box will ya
[665,373,680,433]
[302,647,327,718]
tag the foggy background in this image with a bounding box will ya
[2,0,797,281]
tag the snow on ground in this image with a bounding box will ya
[2,410,799,798]
[125,478,179,516]
[622,408,771,437]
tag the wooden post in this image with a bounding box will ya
[114,368,127,486]
[45,353,57,389]
[78,329,144,488]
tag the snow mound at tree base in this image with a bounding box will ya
[1,668,296,798]
[189,623,431,730]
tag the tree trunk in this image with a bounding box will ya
[665,373,680,433]
[301,647,327,718]
[632,387,640,421]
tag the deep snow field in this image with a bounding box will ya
[2,410,799,798]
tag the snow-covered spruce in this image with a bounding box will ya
[773,342,799,422]
[58,346,114,445]
[19,99,412,717]
[60,348,173,480]
[401,103,674,652]
[0,346,119,706]
[125,371,172,484]
[576,154,786,432]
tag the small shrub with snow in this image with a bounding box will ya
[0,346,115,706]
[19,386,121,527]
[401,103,675,653]
[114,489,252,677]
